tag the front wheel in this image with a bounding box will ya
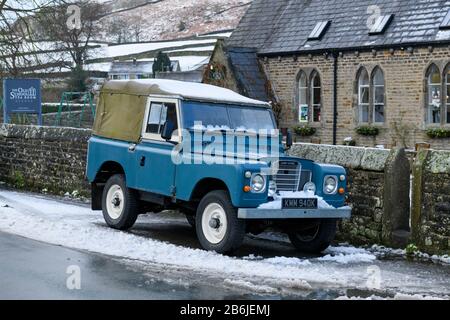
[102,174,139,230]
[288,219,338,254]
[196,191,246,254]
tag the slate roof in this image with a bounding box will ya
[227,0,450,55]
[226,47,270,101]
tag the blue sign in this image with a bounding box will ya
[3,79,42,125]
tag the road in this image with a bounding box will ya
[0,232,253,300]
[0,189,449,300]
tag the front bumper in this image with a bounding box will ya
[238,208,352,220]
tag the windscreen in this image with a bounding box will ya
[182,101,276,132]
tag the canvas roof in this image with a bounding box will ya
[101,79,270,106]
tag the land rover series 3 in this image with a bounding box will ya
[87,79,351,254]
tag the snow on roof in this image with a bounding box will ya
[102,79,270,106]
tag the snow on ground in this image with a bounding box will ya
[0,189,449,297]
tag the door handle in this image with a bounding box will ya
[140,156,146,167]
[129,144,137,152]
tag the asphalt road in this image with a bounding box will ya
[0,232,262,300]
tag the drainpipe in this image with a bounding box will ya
[332,52,338,145]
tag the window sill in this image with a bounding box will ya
[356,123,387,129]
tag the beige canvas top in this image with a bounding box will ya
[93,79,269,143]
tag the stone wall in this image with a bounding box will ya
[262,46,450,150]
[0,124,91,196]
[289,143,411,248]
[412,149,450,255]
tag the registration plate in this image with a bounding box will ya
[282,198,318,210]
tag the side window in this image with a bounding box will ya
[146,102,178,136]
[426,64,442,124]
[296,69,321,124]
[358,68,370,123]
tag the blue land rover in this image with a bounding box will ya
[87,79,351,254]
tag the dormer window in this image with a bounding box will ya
[308,21,331,40]
[440,10,450,29]
[369,14,394,35]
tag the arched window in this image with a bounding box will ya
[446,66,450,124]
[427,65,442,124]
[298,71,308,123]
[358,68,370,123]
[372,68,385,123]
[356,67,386,124]
[311,71,322,122]
[296,70,321,123]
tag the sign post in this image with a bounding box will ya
[3,79,42,125]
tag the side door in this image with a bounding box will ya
[133,97,181,197]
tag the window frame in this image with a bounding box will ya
[424,64,450,126]
[372,67,385,124]
[298,71,309,123]
[356,66,386,125]
[141,97,181,143]
[310,71,322,123]
[296,69,322,125]
[357,68,370,124]
[446,66,450,124]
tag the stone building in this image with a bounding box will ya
[204,0,450,149]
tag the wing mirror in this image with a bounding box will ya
[161,120,175,141]
[285,129,293,150]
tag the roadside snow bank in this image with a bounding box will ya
[0,190,365,290]
[336,293,446,300]
[320,246,377,264]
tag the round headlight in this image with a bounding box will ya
[324,176,338,194]
[303,182,316,193]
[268,181,277,197]
[251,174,266,193]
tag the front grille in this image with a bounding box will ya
[273,161,301,192]
[299,170,312,191]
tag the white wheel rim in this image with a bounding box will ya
[106,185,124,220]
[201,203,228,245]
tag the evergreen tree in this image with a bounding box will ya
[152,51,172,77]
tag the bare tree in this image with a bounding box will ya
[35,0,103,91]
[108,16,130,44]
[0,1,60,78]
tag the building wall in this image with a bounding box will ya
[263,46,450,149]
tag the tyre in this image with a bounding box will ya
[288,219,338,254]
[102,174,139,230]
[196,190,246,254]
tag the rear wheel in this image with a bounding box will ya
[196,191,246,254]
[102,174,139,230]
[288,219,338,254]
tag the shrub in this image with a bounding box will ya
[294,126,316,137]
[355,126,380,137]
[426,128,450,139]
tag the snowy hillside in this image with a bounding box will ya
[96,0,251,42]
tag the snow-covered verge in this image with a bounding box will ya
[369,245,450,266]
[0,190,449,298]
[336,294,446,301]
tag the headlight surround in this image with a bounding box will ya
[268,180,277,197]
[303,182,316,193]
[323,176,338,194]
[251,174,266,193]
